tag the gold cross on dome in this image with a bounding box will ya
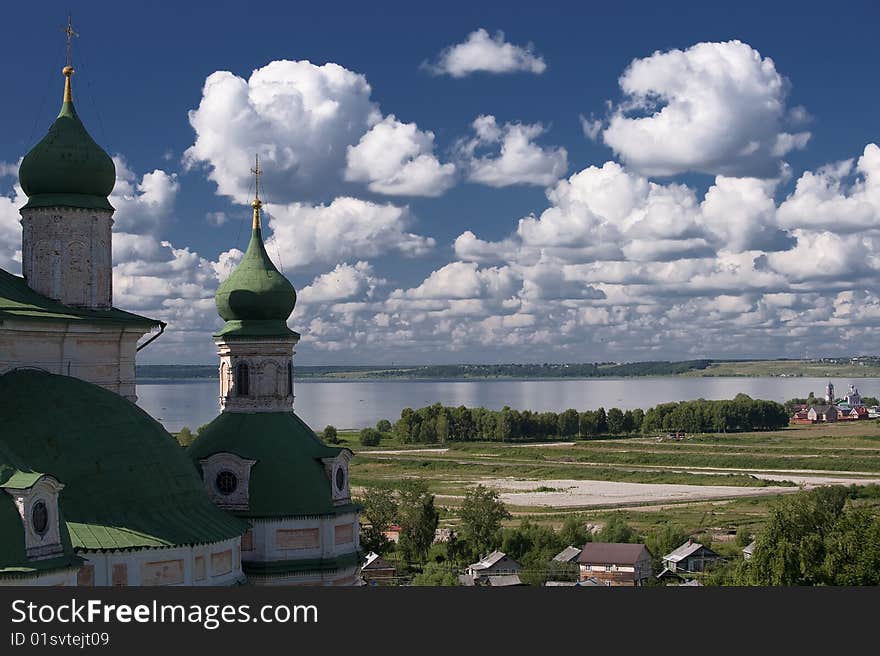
[62,15,78,68]
[251,154,263,201]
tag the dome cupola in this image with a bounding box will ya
[18,63,116,211]
[214,157,297,338]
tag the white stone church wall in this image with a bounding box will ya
[243,512,360,586]
[75,536,243,586]
[0,320,147,401]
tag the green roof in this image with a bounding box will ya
[187,411,352,518]
[214,224,297,339]
[0,370,248,553]
[0,267,160,327]
[19,75,116,212]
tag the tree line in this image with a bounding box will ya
[389,394,788,443]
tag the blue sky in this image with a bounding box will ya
[1,0,880,364]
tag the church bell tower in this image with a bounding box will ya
[18,18,116,310]
[213,157,300,413]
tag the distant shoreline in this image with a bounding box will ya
[137,358,880,382]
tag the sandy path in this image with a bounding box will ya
[480,474,880,509]
[366,448,450,455]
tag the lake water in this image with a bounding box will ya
[135,376,880,433]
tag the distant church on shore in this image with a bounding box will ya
[0,23,361,586]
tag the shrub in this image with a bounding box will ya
[376,419,392,432]
[360,427,382,446]
[323,425,339,443]
[175,426,196,447]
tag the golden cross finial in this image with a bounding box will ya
[62,15,78,69]
[251,155,263,229]
[251,154,263,201]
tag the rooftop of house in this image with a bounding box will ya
[487,574,525,586]
[577,542,651,565]
[663,540,715,563]
[553,545,583,563]
[469,550,512,570]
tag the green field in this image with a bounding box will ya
[347,421,880,537]
[683,359,880,378]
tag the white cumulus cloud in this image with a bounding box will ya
[457,115,567,187]
[602,40,811,177]
[424,28,546,78]
[345,115,456,197]
[264,197,435,270]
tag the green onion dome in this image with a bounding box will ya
[18,67,116,211]
[214,200,297,338]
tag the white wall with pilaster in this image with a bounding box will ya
[21,207,113,310]
[242,512,360,586]
[75,536,244,586]
[0,319,149,402]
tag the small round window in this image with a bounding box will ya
[335,466,346,492]
[216,470,238,496]
[32,501,49,535]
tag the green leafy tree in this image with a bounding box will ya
[595,514,638,543]
[356,486,398,555]
[397,481,439,564]
[559,516,590,548]
[323,425,339,444]
[459,485,511,558]
[737,486,849,585]
[735,526,752,548]
[410,562,459,586]
[436,411,449,444]
[558,409,579,437]
[630,408,645,433]
[376,419,392,433]
[823,507,880,585]
[607,407,625,434]
[595,407,608,434]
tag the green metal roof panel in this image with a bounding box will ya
[0,370,249,553]
[187,411,347,518]
[213,319,299,340]
[0,470,45,489]
[0,267,160,327]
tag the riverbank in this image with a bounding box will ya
[138,357,880,381]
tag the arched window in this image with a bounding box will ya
[287,361,294,396]
[235,364,250,396]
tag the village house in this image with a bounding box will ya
[576,543,653,586]
[837,405,869,421]
[790,410,814,425]
[806,405,838,423]
[466,551,522,583]
[361,552,397,586]
[659,540,719,578]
